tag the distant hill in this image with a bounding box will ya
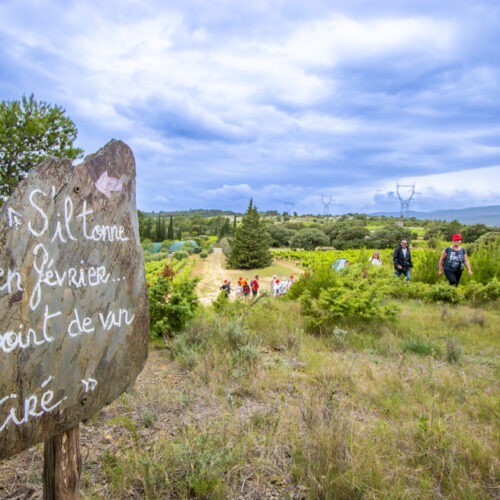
[142,209,240,218]
[140,208,283,218]
[370,205,500,226]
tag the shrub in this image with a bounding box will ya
[290,228,329,251]
[462,277,500,304]
[183,242,197,255]
[300,281,399,332]
[287,262,337,300]
[425,282,463,304]
[149,276,199,338]
[200,250,208,259]
[412,249,441,284]
[173,250,189,261]
[467,239,500,284]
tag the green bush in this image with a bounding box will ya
[173,250,189,261]
[149,276,199,338]
[287,262,337,300]
[300,281,399,332]
[462,277,500,304]
[200,250,208,259]
[467,240,500,284]
[412,249,441,284]
[425,282,463,304]
[183,242,197,255]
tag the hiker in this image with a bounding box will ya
[235,280,243,299]
[393,239,413,281]
[288,275,295,288]
[369,250,382,266]
[439,234,472,286]
[280,277,288,295]
[273,279,281,297]
[242,279,251,299]
[270,275,277,292]
[250,275,259,297]
[220,280,231,298]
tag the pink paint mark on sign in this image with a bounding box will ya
[95,171,123,198]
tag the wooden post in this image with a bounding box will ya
[43,425,81,500]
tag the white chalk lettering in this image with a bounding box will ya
[64,197,78,241]
[81,378,97,392]
[0,305,59,354]
[0,376,66,433]
[76,200,93,239]
[27,189,48,237]
[99,308,135,330]
[43,305,60,343]
[30,243,110,310]
[7,208,23,229]
[67,309,95,337]
[0,268,24,295]
[76,200,129,242]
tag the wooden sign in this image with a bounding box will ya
[0,140,149,460]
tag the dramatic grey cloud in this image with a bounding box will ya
[1,0,499,213]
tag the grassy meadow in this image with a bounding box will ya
[82,293,499,499]
[1,235,498,499]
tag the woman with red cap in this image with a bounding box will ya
[439,234,472,286]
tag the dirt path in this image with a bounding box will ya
[194,248,304,305]
[194,248,228,305]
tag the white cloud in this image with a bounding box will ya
[283,15,456,67]
[1,1,499,214]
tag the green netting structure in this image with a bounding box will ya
[169,240,199,252]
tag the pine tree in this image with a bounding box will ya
[228,199,272,269]
[232,214,237,235]
[167,216,174,240]
[177,228,182,240]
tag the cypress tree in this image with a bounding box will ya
[155,215,166,241]
[167,216,174,239]
[228,199,272,269]
[219,218,230,239]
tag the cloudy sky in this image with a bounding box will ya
[1,0,500,214]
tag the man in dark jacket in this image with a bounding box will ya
[393,239,413,281]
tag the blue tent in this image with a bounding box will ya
[152,242,162,253]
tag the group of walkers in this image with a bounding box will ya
[271,275,295,297]
[220,235,473,299]
[220,274,296,299]
[379,233,472,286]
[220,276,260,299]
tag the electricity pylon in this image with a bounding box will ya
[395,183,415,219]
[321,194,334,216]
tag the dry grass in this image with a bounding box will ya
[0,298,498,499]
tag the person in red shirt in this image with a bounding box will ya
[242,280,251,299]
[250,275,259,297]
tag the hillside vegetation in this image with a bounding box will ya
[1,213,498,499]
